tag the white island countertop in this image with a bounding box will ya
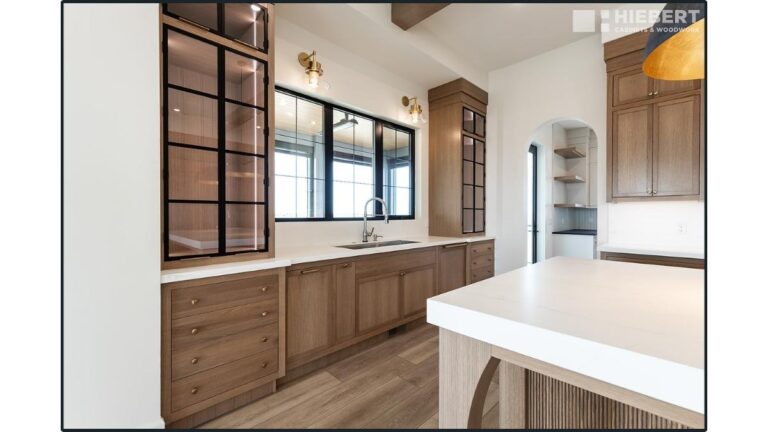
[427,256,704,414]
[161,235,494,283]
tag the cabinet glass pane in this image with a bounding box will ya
[475,210,485,232]
[475,164,484,186]
[463,108,474,133]
[225,51,265,107]
[168,203,219,257]
[225,153,265,202]
[166,3,218,31]
[167,30,218,95]
[225,102,265,154]
[168,88,218,148]
[463,209,474,233]
[226,204,266,252]
[463,136,474,160]
[475,140,485,164]
[168,146,218,201]
[463,161,474,185]
[463,185,473,208]
[224,3,266,51]
[476,114,486,137]
[475,187,484,210]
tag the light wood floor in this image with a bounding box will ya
[203,323,500,429]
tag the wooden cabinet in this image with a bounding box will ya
[357,273,402,333]
[334,262,356,342]
[402,266,436,317]
[605,32,703,202]
[286,266,334,362]
[600,251,704,269]
[161,268,285,427]
[468,240,495,283]
[428,78,489,237]
[437,243,467,294]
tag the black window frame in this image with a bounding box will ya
[162,24,270,261]
[162,3,269,53]
[275,87,416,222]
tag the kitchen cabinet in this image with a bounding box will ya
[428,78,489,237]
[468,240,495,283]
[605,32,703,202]
[437,243,467,294]
[402,266,436,317]
[286,266,334,363]
[356,273,402,333]
[600,251,704,269]
[334,262,356,342]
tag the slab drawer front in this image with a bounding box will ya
[470,242,494,258]
[355,249,436,276]
[171,299,278,349]
[470,254,494,270]
[171,274,278,319]
[471,265,494,283]
[172,322,278,380]
[171,349,278,412]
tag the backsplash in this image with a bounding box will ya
[553,207,597,231]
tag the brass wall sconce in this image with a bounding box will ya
[298,50,324,89]
[402,96,426,124]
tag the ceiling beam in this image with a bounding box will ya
[391,3,450,30]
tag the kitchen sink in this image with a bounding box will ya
[336,240,420,250]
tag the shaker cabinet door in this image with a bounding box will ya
[653,96,701,197]
[612,67,653,106]
[286,267,333,362]
[611,105,653,197]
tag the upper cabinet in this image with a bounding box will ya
[604,32,703,202]
[428,78,489,237]
[162,4,275,268]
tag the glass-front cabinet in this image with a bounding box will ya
[162,4,274,265]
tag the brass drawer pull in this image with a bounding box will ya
[442,243,465,249]
[261,361,269,368]
[653,91,659,95]
[341,263,350,268]
[190,298,199,305]
[191,386,199,395]
[648,92,653,96]
[191,357,199,365]
[261,311,269,317]
[300,268,321,275]
[190,328,199,335]
[399,271,406,277]
[261,336,269,343]
[261,286,268,292]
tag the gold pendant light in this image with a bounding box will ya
[642,3,706,81]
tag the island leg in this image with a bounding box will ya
[499,361,526,428]
[438,328,499,428]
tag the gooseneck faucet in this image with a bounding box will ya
[362,197,389,243]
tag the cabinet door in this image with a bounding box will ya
[402,266,436,317]
[357,273,401,334]
[612,105,653,198]
[612,67,653,106]
[334,262,356,342]
[286,267,333,362]
[653,96,701,197]
[438,244,467,294]
[653,78,700,99]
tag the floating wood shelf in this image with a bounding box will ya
[554,203,588,208]
[553,146,586,159]
[554,175,585,184]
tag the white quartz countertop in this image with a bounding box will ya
[597,244,705,260]
[427,256,704,414]
[161,235,494,283]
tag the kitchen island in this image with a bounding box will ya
[427,257,704,429]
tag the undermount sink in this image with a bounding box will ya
[336,240,420,250]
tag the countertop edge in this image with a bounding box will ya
[427,299,704,414]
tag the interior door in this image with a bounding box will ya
[653,95,701,197]
[612,105,653,198]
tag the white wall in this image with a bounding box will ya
[64,4,162,428]
[274,19,431,248]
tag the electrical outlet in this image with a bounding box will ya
[677,223,686,234]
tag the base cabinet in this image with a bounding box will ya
[334,263,356,342]
[357,273,402,333]
[402,266,436,316]
[437,243,467,294]
[286,266,334,362]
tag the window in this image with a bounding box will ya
[275,88,415,221]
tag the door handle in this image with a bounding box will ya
[300,268,321,275]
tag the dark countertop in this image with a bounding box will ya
[552,229,597,236]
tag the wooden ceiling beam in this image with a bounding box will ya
[391,3,450,30]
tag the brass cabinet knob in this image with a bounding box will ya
[190,298,199,305]
[261,311,268,317]
[399,272,406,277]
[653,91,659,95]
[191,387,199,395]
[191,328,199,335]
[261,361,269,368]
[647,189,652,194]
[191,357,199,364]
[261,287,268,292]
[653,190,658,194]
[648,92,653,96]
[261,336,269,343]
[486,246,492,251]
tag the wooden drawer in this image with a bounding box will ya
[470,265,494,283]
[171,298,278,349]
[171,349,278,412]
[171,273,278,319]
[470,254,494,270]
[469,241,494,258]
[172,322,278,380]
[354,248,436,276]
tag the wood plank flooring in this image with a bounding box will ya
[203,323,500,429]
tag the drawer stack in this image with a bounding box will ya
[162,270,284,426]
[469,240,495,283]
